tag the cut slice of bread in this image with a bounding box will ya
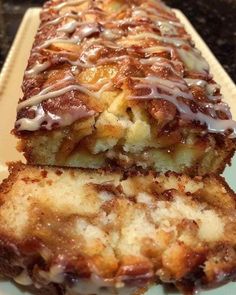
[0,163,236,294]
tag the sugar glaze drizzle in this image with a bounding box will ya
[53,0,88,11]
[16,0,236,137]
[130,75,236,137]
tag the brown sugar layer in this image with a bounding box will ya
[1,163,236,294]
[14,0,236,173]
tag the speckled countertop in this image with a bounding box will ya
[0,0,235,82]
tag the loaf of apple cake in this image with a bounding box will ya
[14,0,236,174]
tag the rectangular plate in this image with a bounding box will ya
[0,7,235,295]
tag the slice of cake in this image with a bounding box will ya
[13,0,236,175]
[0,163,236,294]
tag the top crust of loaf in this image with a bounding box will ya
[14,0,236,140]
[13,0,236,175]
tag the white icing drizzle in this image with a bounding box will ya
[98,55,129,65]
[16,103,95,132]
[17,84,98,112]
[102,28,123,40]
[214,103,232,118]
[16,105,61,131]
[67,58,94,68]
[177,48,209,73]
[157,20,178,36]
[207,95,222,101]
[78,23,101,39]
[17,72,112,128]
[130,77,236,137]
[180,103,236,138]
[38,22,101,49]
[42,8,106,29]
[111,15,181,38]
[69,58,94,68]
[133,75,192,99]
[58,54,128,70]
[38,76,74,96]
[168,20,184,28]
[127,32,188,47]
[38,37,81,49]
[53,0,88,11]
[25,61,51,77]
[57,20,79,33]
[206,83,221,95]
[202,102,232,119]
[185,78,207,88]
[44,16,66,27]
[92,81,113,95]
[86,38,121,50]
[131,7,149,19]
[143,46,175,55]
[140,56,182,76]
[129,7,173,26]
[185,79,222,101]
[111,17,138,27]
[40,13,80,28]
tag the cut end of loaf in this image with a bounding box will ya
[0,163,236,294]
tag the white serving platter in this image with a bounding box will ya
[0,7,235,295]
